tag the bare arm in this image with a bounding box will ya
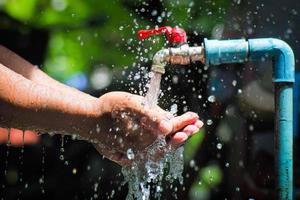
[0,45,92,101]
[0,63,99,136]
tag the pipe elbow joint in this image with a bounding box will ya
[249,38,295,83]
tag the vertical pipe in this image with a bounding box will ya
[275,83,293,200]
[248,38,294,200]
[293,73,300,138]
[204,38,294,200]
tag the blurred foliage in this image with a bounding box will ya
[189,164,223,199]
[200,164,223,187]
[184,129,205,162]
[165,0,229,33]
[1,0,149,81]
[0,0,230,82]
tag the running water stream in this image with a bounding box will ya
[122,72,184,200]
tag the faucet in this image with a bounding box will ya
[137,26,205,74]
[138,26,294,200]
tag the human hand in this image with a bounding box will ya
[89,92,203,166]
[0,128,39,146]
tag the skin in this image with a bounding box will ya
[0,128,38,146]
[0,45,203,166]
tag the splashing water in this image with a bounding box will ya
[145,72,162,108]
[122,72,185,200]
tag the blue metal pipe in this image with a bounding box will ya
[293,73,300,138]
[204,38,294,200]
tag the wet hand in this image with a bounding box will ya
[0,128,39,146]
[91,92,203,166]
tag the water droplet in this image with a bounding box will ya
[234,0,241,4]
[71,134,77,140]
[225,162,230,167]
[126,148,135,160]
[119,26,124,31]
[22,130,25,145]
[156,185,162,193]
[96,124,101,133]
[72,168,77,175]
[87,165,91,171]
[157,16,163,23]
[172,75,179,84]
[121,112,126,119]
[208,95,216,103]
[189,160,195,168]
[216,143,222,150]
[151,10,158,16]
[7,129,11,146]
[207,119,213,126]
[39,177,44,184]
[232,80,237,86]
[188,2,194,7]
[249,124,254,131]
[110,189,115,198]
[170,104,178,115]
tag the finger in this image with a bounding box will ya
[193,120,204,129]
[10,129,39,146]
[158,119,173,135]
[182,125,199,137]
[0,128,9,144]
[170,112,199,133]
[0,128,39,146]
[23,130,39,144]
[168,132,188,145]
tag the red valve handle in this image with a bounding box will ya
[137,26,187,44]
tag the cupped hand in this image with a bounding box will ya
[90,92,203,166]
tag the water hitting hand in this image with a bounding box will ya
[91,91,203,166]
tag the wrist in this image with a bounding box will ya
[71,97,102,139]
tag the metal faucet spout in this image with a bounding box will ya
[151,44,205,74]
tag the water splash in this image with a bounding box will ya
[145,72,162,108]
[122,72,185,200]
[122,136,184,200]
[40,145,46,195]
[59,135,64,161]
[18,130,25,198]
[1,128,10,191]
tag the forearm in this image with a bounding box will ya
[0,63,100,136]
[0,45,92,101]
